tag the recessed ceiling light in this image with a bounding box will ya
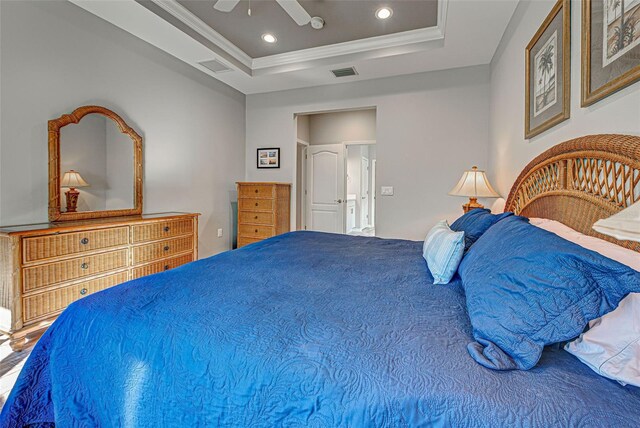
[261,33,277,43]
[375,7,393,20]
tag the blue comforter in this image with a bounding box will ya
[2,231,640,427]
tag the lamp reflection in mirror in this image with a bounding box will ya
[449,166,500,213]
[61,170,89,213]
[593,202,640,242]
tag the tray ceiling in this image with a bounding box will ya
[176,0,438,58]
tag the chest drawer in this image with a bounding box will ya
[23,249,129,293]
[132,235,194,265]
[237,237,262,248]
[239,224,275,239]
[239,198,274,212]
[238,184,275,199]
[23,227,129,264]
[131,253,194,279]
[239,211,274,226]
[22,271,128,324]
[132,218,194,243]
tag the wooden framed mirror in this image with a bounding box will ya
[48,105,143,222]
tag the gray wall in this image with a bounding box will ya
[308,109,376,144]
[489,0,640,197]
[246,65,491,240]
[0,0,246,257]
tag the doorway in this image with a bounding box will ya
[295,108,376,235]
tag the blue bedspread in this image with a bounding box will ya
[2,231,640,427]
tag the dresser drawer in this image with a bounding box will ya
[239,224,275,239]
[23,249,129,293]
[238,184,275,199]
[23,227,129,264]
[22,271,128,324]
[239,211,274,226]
[238,237,263,248]
[131,254,194,279]
[132,235,194,265]
[132,218,194,243]
[239,198,274,212]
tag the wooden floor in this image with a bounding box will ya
[0,336,32,410]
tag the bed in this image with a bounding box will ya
[2,134,640,427]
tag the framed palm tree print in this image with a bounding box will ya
[525,0,571,139]
[582,0,640,106]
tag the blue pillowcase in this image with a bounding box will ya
[422,220,465,284]
[450,208,512,251]
[458,215,640,370]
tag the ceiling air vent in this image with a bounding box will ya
[198,59,232,74]
[331,67,358,78]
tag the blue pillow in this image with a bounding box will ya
[450,208,512,251]
[458,215,640,371]
[422,220,465,284]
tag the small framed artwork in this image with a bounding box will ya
[582,0,640,106]
[257,148,280,169]
[525,0,571,139]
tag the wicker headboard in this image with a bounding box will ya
[504,134,640,252]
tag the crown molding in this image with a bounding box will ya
[151,0,449,73]
[151,0,253,68]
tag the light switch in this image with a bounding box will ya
[217,228,223,238]
[381,186,394,196]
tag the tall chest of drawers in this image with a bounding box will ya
[0,212,199,350]
[237,182,291,248]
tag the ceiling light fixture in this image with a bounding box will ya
[375,7,393,20]
[261,33,277,43]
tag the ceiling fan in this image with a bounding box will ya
[213,0,324,28]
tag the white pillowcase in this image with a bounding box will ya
[422,220,465,285]
[530,217,640,387]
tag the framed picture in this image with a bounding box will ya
[257,148,280,169]
[525,0,571,139]
[582,0,640,106]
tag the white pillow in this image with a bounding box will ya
[530,217,640,387]
[422,220,465,285]
[490,198,506,214]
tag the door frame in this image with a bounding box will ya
[296,139,309,230]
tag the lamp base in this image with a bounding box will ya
[462,197,484,213]
[65,188,79,213]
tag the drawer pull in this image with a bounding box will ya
[80,288,88,295]
[254,215,258,220]
[164,265,170,271]
[164,246,170,251]
[80,237,89,245]
[255,202,259,207]
[255,189,259,193]
[255,229,258,233]
[80,262,89,270]
[163,226,170,232]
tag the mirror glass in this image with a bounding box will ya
[59,113,134,213]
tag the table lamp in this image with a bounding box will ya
[449,166,500,213]
[593,202,640,242]
[61,170,89,213]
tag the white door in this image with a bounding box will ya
[306,144,345,233]
[361,157,370,228]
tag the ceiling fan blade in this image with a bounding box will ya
[275,0,312,26]
[213,0,241,13]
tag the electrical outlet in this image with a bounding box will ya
[380,186,394,196]
[217,228,223,238]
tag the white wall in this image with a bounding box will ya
[489,0,640,197]
[0,0,246,257]
[308,109,376,144]
[246,65,491,240]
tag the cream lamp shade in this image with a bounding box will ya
[593,202,640,242]
[60,170,89,188]
[449,166,500,198]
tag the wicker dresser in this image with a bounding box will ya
[0,212,199,350]
[237,182,291,248]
